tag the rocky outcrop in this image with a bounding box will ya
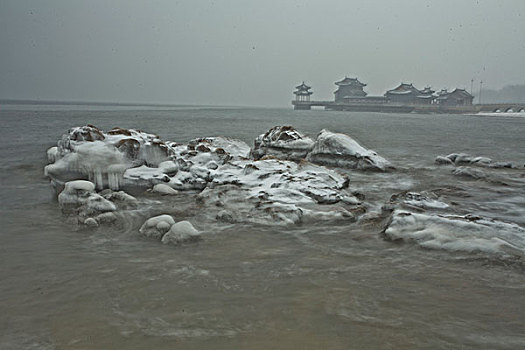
[45,126,175,191]
[306,129,392,171]
[46,125,389,227]
[251,126,314,161]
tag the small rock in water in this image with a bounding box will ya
[139,214,176,239]
[161,221,201,245]
[84,217,99,227]
[435,152,514,168]
[151,183,178,195]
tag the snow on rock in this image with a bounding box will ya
[197,158,362,225]
[58,180,116,223]
[390,191,449,211]
[139,215,176,239]
[252,126,315,161]
[306,129,392,171]
[161,221,201,245]
[151,183,178,195]
[435,153,514,168]
[382,210,525,257]
[123,165,170,188]
[45,125,175,190]
[188,137,251,159]
[46,125,372,227]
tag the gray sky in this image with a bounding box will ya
[1,0,524,107]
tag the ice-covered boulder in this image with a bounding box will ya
[45,126,175,191]
[151,183,178,195]
[139,214,176,239]
[382,210,525,257]
[306,129,392,171]
[161,221,201,245]
[435,153,514,168]
[252,126,315,161]
[58,180,117,224]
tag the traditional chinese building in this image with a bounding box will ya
[334,77,367,102]
[293,82,313,102]
[434,88,474,106]
[385,83,435,105]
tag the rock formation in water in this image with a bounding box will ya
[381,210,524,258]
[435,152,514,168]
[46,125,384,228]
[251,126,392,171]
[45,125,525,259]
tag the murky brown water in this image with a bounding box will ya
[1,104,524,349]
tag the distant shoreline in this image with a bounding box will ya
[0,98,246,109]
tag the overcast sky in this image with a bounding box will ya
[1,0,524,106]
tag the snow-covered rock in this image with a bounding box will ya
[382,210,525,257]
[197,158,362,225]
[45,125,175,190]
[252,126,314,161]
[151,183,178,195]
[435,153,514,168]
[390,191,449,210]
[188,137,251,159]
[46,126,371,227]
[306,129,392,171]
[58,180,117,223]
[139,215,176,239]
[161,221,201,245]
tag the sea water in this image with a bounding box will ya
[1,104,524,349]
